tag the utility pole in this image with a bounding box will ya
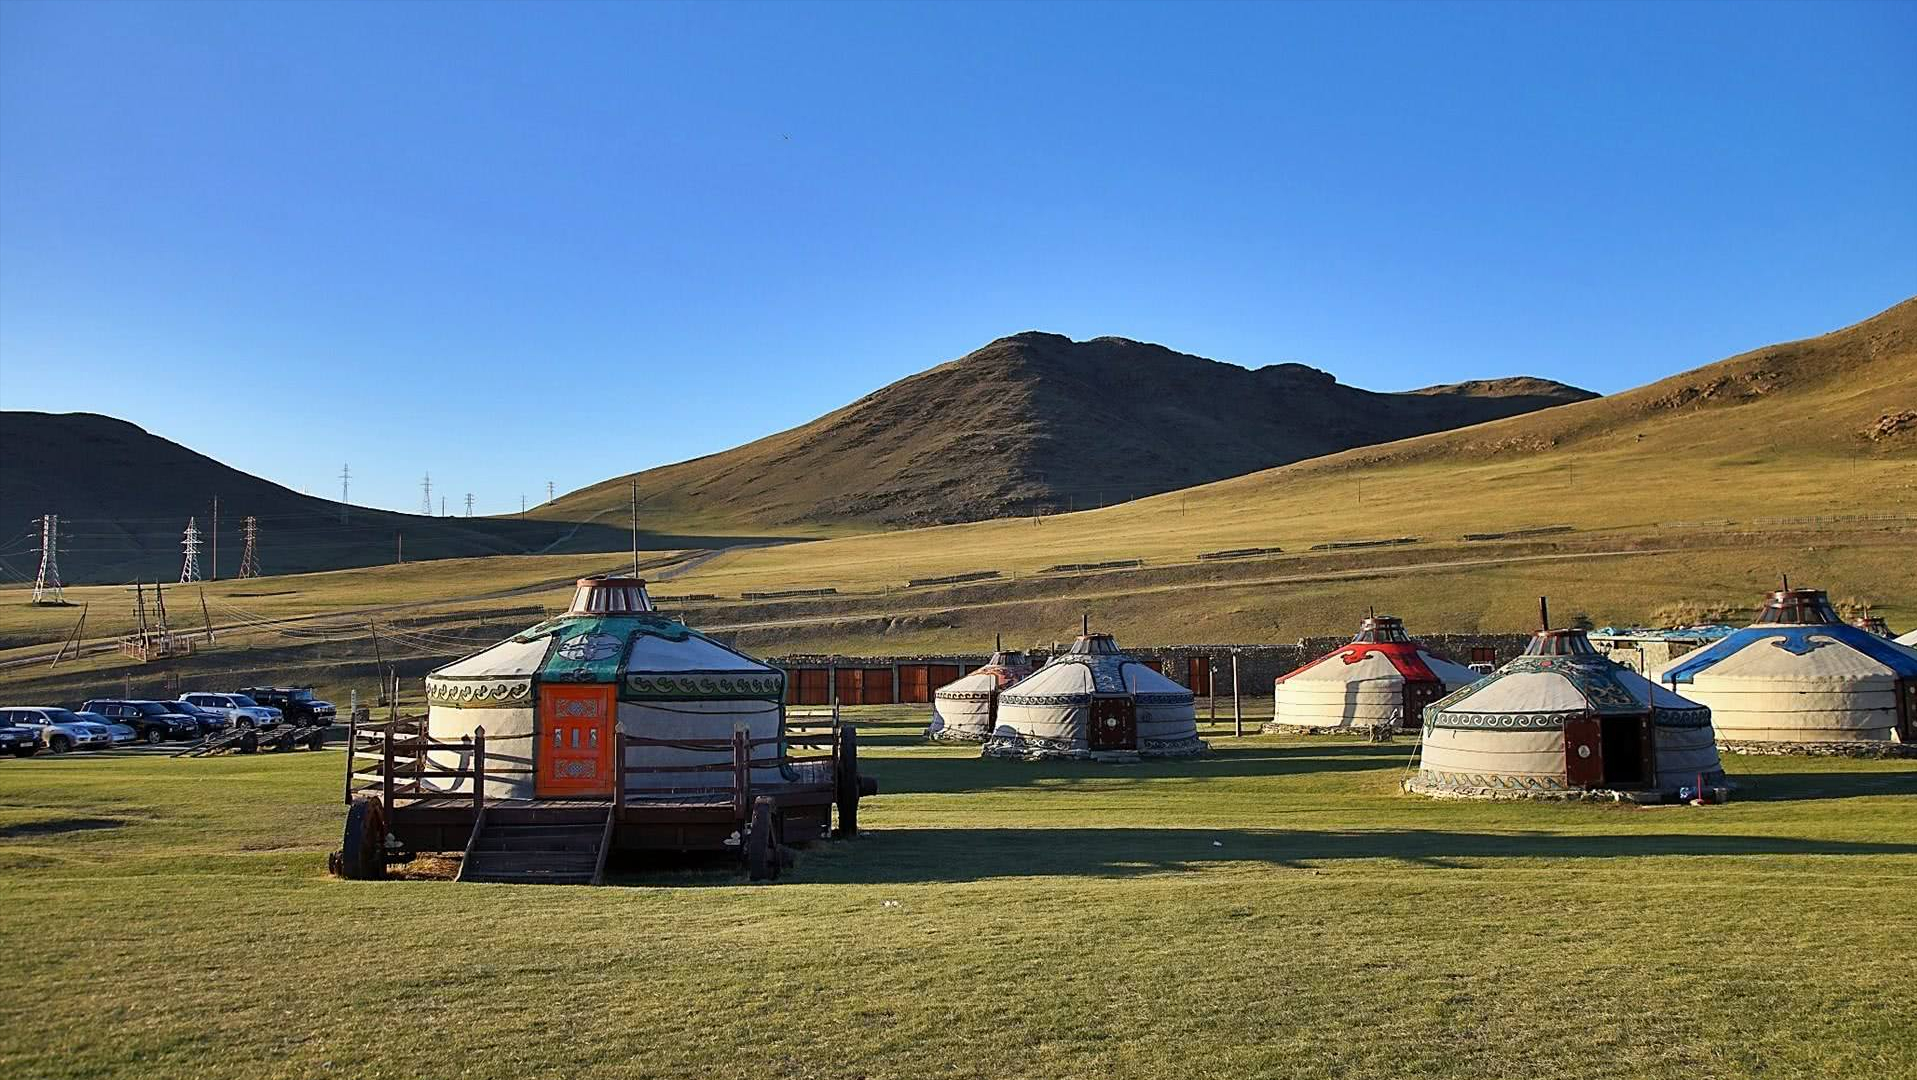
[31,514,64,605]
[396,533,403,564]
[1231,649,1242,738]
[199,586,214,644]
[338,464,351,524]
[210,495,219,580]
[630,479,639,577]
[421,472,433,516]
[180,517,203,583]
[440,496,446,517]
[464,493,474,517]
[520,494,526,517]
[238,517,261,578]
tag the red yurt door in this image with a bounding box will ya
[1089,697,1137,751]
[1562,716,1603,788]
[537,685,615,798]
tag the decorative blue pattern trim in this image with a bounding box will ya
[1662,625,1917,684]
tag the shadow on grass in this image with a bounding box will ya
[1728,771,1917,802]
[864,742,1414,794]
[794,826,1917,884]
[0,816,125,839]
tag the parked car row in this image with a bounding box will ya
[0,686,336,756]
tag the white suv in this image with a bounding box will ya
[2,707,115,753]
[180,692,282,728]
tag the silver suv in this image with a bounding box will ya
[179,692,282,728]
[2,707,114,753]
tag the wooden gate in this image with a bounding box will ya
[1562,716,1603,788]
[898,665,933,704]
[536,685,615,798]
[1089,697,1136,751]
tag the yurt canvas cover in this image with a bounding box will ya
[927,649,1034,742]
[1658,587,1917,747]
[985,633,1206,760]
[1411,627,1724,798]
[424,578,790,799]
[1271,614,1480,733]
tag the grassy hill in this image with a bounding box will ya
[0,413,748,584]
[603,296,1917,646]
[538,332,1592,531]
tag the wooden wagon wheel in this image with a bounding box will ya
[336,796,388,880]
[745,796,780,881]
[239,730,260,754]
[835,725,862,838]
[305,728,326,751]
[275,731,297,753]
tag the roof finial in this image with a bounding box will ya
[1539,596,1550,631]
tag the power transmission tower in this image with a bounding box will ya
[546,480,555,503]
[464,493,474,517]
[180,517,203,583]
[338,463,351,524]
[440,496,445,517]
[421,472,433,515]
[238,516,262,578]
[31,514,64,605]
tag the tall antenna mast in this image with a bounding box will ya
[338,463,351,524]
[421,472,433,516]
[238,516,262,579]
[180,517,203,583]
[31,514,64,605]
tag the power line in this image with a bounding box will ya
[31,514,64,604]
[180,517,203,583]
[238,516,262,579]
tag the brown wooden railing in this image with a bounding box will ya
[344,715,532,807]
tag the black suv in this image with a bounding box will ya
[0,716,38,757]
[81,700,202,743]
[239,687,337,725]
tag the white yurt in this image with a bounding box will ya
[984,628,1206,761]
[1899,628,1917,649]
[926,639,1035,742]
[1266,613,1481,734]
[423,577,790,799]
[1657,585,1917,751]
[1409,622,1725,800]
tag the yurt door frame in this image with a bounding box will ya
[536,684,616,798]
[1900,679,1916,743]
[1089,696,1137,751]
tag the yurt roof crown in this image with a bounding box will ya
[1352,613,1412,644]
[1752,586,1840,626]
[568,576,653,615]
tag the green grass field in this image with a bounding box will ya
[4,711,1914,1080]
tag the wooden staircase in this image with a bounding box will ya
[456,803,615,885]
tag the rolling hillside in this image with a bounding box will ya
[610,296,1917,642]
[0,413,679,584]
[538,332,1592,530]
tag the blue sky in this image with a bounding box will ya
[2,0,1912,514]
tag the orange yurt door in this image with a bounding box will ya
[537,684,615,798]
